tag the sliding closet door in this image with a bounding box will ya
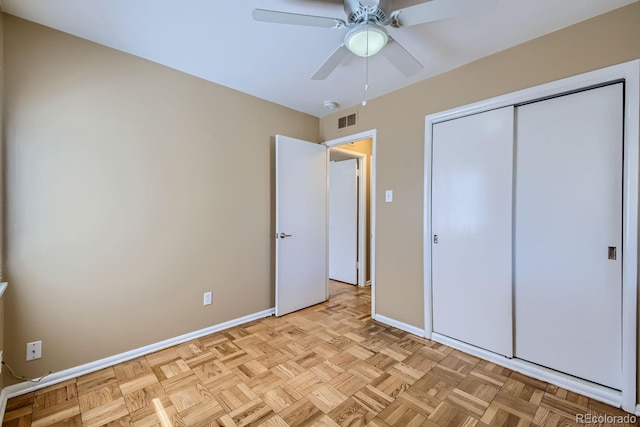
[432,106,514,357]
[514,84,623,389]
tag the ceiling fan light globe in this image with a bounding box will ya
[345,23,388,57]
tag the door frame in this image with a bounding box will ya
[424,60,639,413]
[329,148,367,286]
[324,129,377,317]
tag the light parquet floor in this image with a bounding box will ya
[3,281,636,427]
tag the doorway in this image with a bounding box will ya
[329,147,369,286]
[324,130,377,316]
[273,130,378,318]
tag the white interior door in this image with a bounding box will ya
[431,106,514,357]
[514,84,623,389]
[276,135,328,316]
[329,159,358,284]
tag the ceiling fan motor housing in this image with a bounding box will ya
[344,0,393,25]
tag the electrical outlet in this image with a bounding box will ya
[203,291,212,306]
[26,341,42,361]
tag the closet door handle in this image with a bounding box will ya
[433,235,438,244]
[608,246,617,260]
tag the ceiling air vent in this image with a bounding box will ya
[338,112,357,130]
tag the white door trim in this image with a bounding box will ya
[324,129,377,317]
[424,60,639,412]
[330,147,367,286]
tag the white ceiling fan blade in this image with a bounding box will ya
[390,0,497,28]
[311,45,350,80]
[381,38,423,77]
[253,9,346,28]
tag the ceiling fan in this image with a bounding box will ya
[253,0,497,80]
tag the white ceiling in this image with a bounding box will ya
[1,0,636,117]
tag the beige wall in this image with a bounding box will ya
[331,139,372,282]
[2,15,318,381]
[0,12,5,392]
[320,2,640,402]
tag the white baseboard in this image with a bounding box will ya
[374,314,425,337]
[636,404,640,416]
[432,333,623,410]
[0,388,8,425]
[0,307,274,421]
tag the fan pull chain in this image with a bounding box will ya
[362,29,369,106]
[362,56,368,106]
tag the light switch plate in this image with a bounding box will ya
[385,190,393,203]
[203,291,213,305]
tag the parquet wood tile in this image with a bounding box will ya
[309,361,344,383]
[365,417,392,427]
[352,386,393,415]
[347,361,383,384]
[368,373,409,400]
[411,373,455,402]
[326,396,372,426]
[376,398,428,426]
[327,372,368,398]
[163,374,213,414]
[271,362,306,382]
[31,381,80,427]
[123,384,167,415]
[285,371,323,396]
[455,375,500,406]
[259,415,289,427]
[379,347,410,363]
[227,398,273,427]
[386,363,423,385]
[480,404,526,427]
[362,354,396,374]
[127,397,181,427]
[327,352,359,372]
[396,385,439,416]
[428,364,466,388]
[245,371,283,396]
[80,397,129,427]
[3,281,637,427]
[425,402,477,427]
[307,386,346,415]
[262,386,303,414]
[78,383,123,413]
[3,392,35,427]
[491,391,538,422]
[278,398,323,426]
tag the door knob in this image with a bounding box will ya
[279,233,293,239]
